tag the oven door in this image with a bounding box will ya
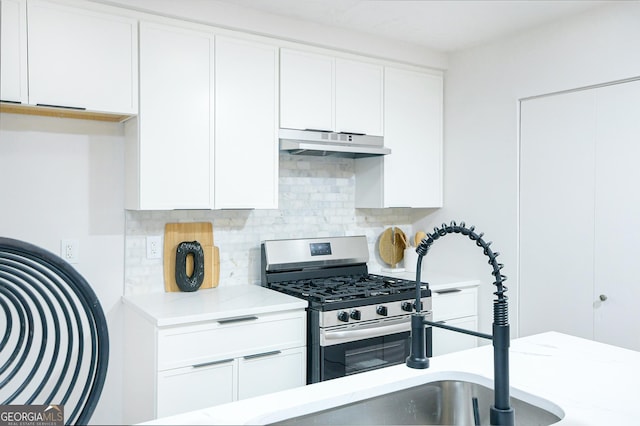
[318,316,430,382]
[321,330,410,381]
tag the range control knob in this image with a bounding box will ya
[376,306,388,316]
[401,301,413,312]
[350,309,361,320]
[337,311,349,322]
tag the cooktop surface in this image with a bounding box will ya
[267,274,427,308]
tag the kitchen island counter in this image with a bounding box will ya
[142,331,640,425]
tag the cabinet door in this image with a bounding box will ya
[593,80,640,351]
[519,90,596,340]
[335,58,383,136]
[238,347,305,400]
[432,317,478,357]
[384,67,442,207]
[431,288,477,322]
[26,0,137,113]
[157,360,236,418]
[280,49,333,131]
[431,287,478,356]
[214,36,278,209]
[0,0,27,103]
[355,67,442,208]
[136,21,213,209]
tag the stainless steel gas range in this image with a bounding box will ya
[261,235,432,383]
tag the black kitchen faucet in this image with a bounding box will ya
[406,221,515,426]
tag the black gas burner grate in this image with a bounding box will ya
[269,273,418,304]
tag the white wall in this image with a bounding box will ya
[415,2,640,336]
[0,113,125,425]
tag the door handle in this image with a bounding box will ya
[192,358,233,368]
[36,103,86,111]
[217,316,258,325]
[434,288,462,295]
[243,350,281,360]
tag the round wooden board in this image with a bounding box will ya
[379,227,406,267]
[414,230,427,247]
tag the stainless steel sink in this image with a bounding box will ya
[269,380,562,425]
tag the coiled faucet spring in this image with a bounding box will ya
[416,221,509,326]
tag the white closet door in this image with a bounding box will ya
[593,80,640,351]
[519,90,597,339]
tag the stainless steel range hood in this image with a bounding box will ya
[279,128,390,158]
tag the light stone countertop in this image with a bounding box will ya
[121,284,307,327]
[373,269,482,292]
[121,273,478,327]
[141,331,640,425]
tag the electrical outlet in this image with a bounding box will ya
[60,239,79,264]
[146,236,162,259]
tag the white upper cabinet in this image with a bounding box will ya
[355,67,443,208]
[280,49,333,132]
[125,21,214,210]
[0,0,27,103]
[334,58,383,136]
[127,24,279,210]
[280,48,383,136]
[26,0,137,114]
[214,36,279,209]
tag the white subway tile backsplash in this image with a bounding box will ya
[124,153,419,294]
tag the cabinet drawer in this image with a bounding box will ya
[238,347,306,400]
[157,311,306,370]
[432,287,477,321]
[432,316,478,356]
[157,359,235,418]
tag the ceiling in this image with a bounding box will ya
[216,0,615,52]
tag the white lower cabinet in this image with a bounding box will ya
[155,347,305,418]
[157,360,236,418]
[431,317,478,356]
[430,286,478,356]
[238,347,306,400]
[123,306,306,424]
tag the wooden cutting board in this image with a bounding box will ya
[163,222,220,292]
[379,227,407,268]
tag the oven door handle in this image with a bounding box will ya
[321,319,412,346]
